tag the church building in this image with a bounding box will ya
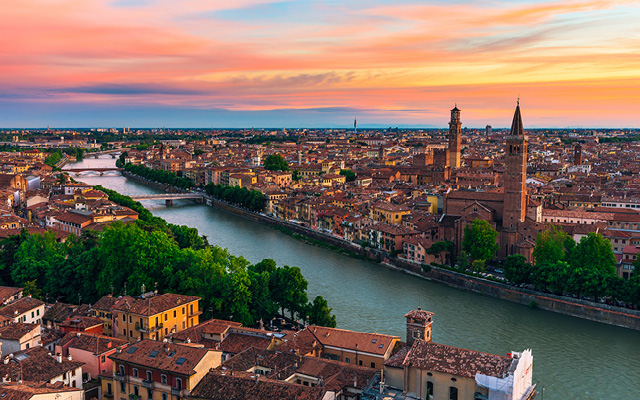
[440,103,543,261]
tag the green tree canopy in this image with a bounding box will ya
[339,169,356,182]
[461,219,498,263]
[532,225,571,266]
[503,254,532,285]
[264,154,289,171]
[308,296,337,327]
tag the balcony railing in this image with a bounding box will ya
[135,322,163,333]
[171,389,182,396]
[113,374,126,382]
[142,380,153,389]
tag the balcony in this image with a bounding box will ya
[171,389,182,397]
[142,380,153,389]
[113,374,127,382]
[135,322,163,333]
[187,310,202,318]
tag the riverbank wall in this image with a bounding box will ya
[122,175,640,331]
[201,195,640,330]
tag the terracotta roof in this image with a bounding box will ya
[222,347,377,393]
[0,323,39,341]
[308,326,398,356]
[404,308,434,322]
[92,295,135,312]
[59,316,103,330]
[0,287,23,305]
[398,340,512,379]
[0,346,84,382]
[58,332,128,355]
[190,370,323,400]
[0,297,44,318]
[109,339,209,376]
[172,319,241,344]
[112,293,200,316]
[218,333,271,355]
[42,303,90,324]
[0,381,82,400]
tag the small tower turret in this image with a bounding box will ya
[405,308,434,345]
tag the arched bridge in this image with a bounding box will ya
[63,167,124,176]
[129,193,205,206]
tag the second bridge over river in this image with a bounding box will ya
[129,193,205,206]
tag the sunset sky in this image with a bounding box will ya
[1,0,639,128]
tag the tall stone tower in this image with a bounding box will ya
[574,144,582,165]
[448,106,462,168]
[404,308,433,345]
[503,101,528,231]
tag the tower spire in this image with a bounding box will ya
[510,101,524,137]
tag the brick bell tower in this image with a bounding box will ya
[503,101,528,232]
[448,105,462,168]
[405,308,434,345]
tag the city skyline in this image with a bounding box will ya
[1,0,639,128]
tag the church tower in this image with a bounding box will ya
[574,144,582,165]
[503,101,528,230]
[404,308,433,345]
[448,105,462,168]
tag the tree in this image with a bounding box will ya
[307,296,337,327]
[339,169,356,182]
[532,225,570,266]
[503,254,532,285]
[570,233,616,299]
[292,170,301,181]
[270,266,308,320]
[461,219,498,264]
[264,154,289,171]
[427,241,454,266]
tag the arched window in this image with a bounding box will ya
[449,386,458,400]
[426,381,434,399]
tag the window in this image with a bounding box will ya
[173,310,176,318]
[134,386,139,396]
[120,382,126,393]
[147,371,152,382]
[133,368,138,378]
[371,362,376,368]
[120,365,125,375]
[426,381,434,399]
[130,330,133,338]
[123,328,126,336]
[345,357,350,364]
[72,370,76,377]
[123,314,126,322]
[101,355,106,363]
[147,389,152,399]
[107,383,112,394]
[162,394,167,400]
[161,375,167,385]
[182,307,185,315]
[129,316,133,323]
[449,387,458,400]
[176,378,182,390]
[164,313,168,321]
[63,373,67,379]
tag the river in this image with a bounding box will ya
[67,156,640,400]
